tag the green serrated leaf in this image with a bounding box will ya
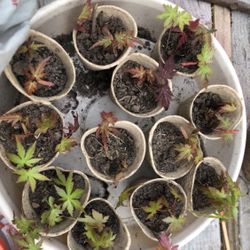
[115,185,138,209]
[163,215,186,233]
[55,137,77,153]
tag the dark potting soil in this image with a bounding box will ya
[192,162,222,211]
[138,26,156,42]
[11,46,67,97]
[0,104,63,166]
[113,60,158,114]
[132,181,184,235]
[84,128,136,178]
[76,11,127,65]
[55,33,113,98]
[72,200,120,248]
[161,26,204,74]
[152,122,186,173]
[29,169,85,218]
[192,92,224,134]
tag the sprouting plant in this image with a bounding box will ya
[157,4,191,31]
[41,196,62,227]
[0,112,22,126]
[155,232,178,250]
[54,171,84,216]
[162,215,186,233]
[174,127,203,165]
[17,39,45,56]
[23,57,54,95]
[7,139,41,168]
[142,196,169,220]
[15,166,49,192]
[78,209,109,233]
[96,111,118,152]
[75,0,93,31]
[12,215,43,250]
[79,209,116,249]
[115,184,138,209]
[201,174,241,220]
[34,112,58,136]
[90,26,141,55]
[55,137,77,153]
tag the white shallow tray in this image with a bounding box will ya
[0,0,247,249]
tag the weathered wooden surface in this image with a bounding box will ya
[202,0,250,13]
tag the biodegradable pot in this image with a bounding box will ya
[111,53,173,118]
[4,29,75,102]
[72,5,137,71]
[81,121,146,183]
[153,23,211,77]
[130,178,187,241]
[67,198,131,250]
[22,166,91,237]
[148,115,203,179]
[186,157,227,217]
[189,84,243,140]
[0,101,64,171]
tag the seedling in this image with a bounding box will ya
[54,171,84,216]
[7,139,41,168]
[79,209,116,249]
[0,112,22,126]
[34,112,58,136]
[158,5,213,79]
[156,232,178,250]
[17,39,45,56]
[90,27,141,55]
[12,215,43,250]
[75,0,93,32]
[96,111,118,152]
[162,215,186,233]
[201,174,241,220]
[142,196,169,220]
[174,127,203,165]
[23,57,54,95]
[41,196,63,227]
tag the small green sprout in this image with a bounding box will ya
[115,184,138,209]
[17,39,45,56]
[55,137,77,153]
[7,139,41,168]
[54,171,84,216]
[142,196,168,220]
[162,215,186,233]
[41,196,62,227]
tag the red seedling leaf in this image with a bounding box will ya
[181,61,198,67]
[177,31,188,49]
[157,56,176,80]
[24,80,38,95]
[0,113,22,126]
[65,111,79,137]
[76,0,93,30]
[155,82,172,110]
[100,111,118,125]
[189,19,200,30]
[156,232,179,250]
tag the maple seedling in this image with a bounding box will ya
[54,171,84,216]
[162,215,186,233]
[17,39,45,56]
[142,196,169,220]
[41,196,63,227]
[12,215,43,250]
[96,111,118,152]
[174,127,203,165]
[201,174,241,220]
[78,209,116,249]
[156,232,178,250]
[0,112,22,126]
[23,57,54,95]
[35,112,58,136]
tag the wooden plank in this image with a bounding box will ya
[213,5,232,57]
[169,0,212,25]
[202,0,250,13]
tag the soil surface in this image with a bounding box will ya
[113,60,158,114]
[132,181,185,235]
[76,11,127,65]
[192,162,222,211]
[72,200,120,249]
[11,45,67,97]
[85,128,136,178]
[0,104,63,166]
[192,92,224,134]
[29,169,85,219]
[152,122,187,173]
[138,26,156,42]
[161,25,204,74]
[55,33,113,98]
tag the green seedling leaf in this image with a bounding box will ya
[162,215,186,233]
[115,184,138,209]
[35,112,58,135]
[55,137,77,153]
